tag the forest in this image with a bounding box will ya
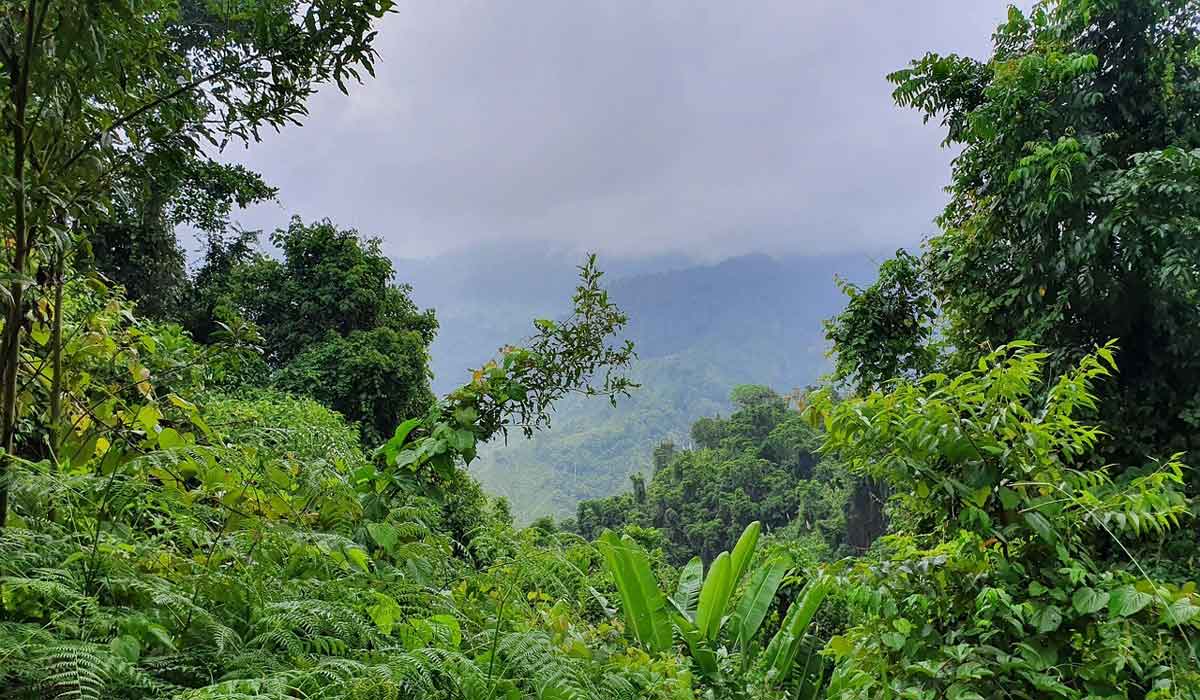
[1,1,1198,699]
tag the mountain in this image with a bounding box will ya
[395,246,876,521]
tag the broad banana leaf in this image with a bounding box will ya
[597,531,673,653]
[730,556,790,648]
[694,551,733,642]
[729,521,761,589]
[672,556,704,621]
[762,575,832,683]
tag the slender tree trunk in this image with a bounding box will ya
[0,1,36,528]
[48,248,64,432]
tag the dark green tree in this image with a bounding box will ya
[0,0,396,526]
[274,327,434,443]
[824,250,938,396]
[187,218,438,440]
[887,0,1200,464]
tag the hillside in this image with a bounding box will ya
[399,249,875,520]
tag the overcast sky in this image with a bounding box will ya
[222,1,1017,262]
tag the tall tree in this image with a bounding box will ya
[886,0,1200,464]
[188,217,438,441]
[0,0,394,526]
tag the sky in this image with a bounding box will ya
[221,1,1019,262]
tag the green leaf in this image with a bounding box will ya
[881,631,906,650]
[695,551,734,642]
[668,605,719,679]
[729,520,761,589]
[672,556,704,621]
[1108,586,1152,618]
[346,547,370,572]
[366,522,398,553]
[763,576,831,683]
[429,614,462,647]
[157,427,183,449]
[1031,604,1063,633]
[383,417,422,463]
[136,404,162,434]
[1023,511,1058,546]
[597,531,673,653]
[368,592,402,635]
[1160,596,1200,626]
[1071,587,1107,615]
[109,634,140,663]
[730,557,790,648]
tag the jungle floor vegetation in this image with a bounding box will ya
[2,1,1200,699]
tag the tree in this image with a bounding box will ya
[576,387,848,565]
[274,327,434,444]
[0,0,394,526]
[810,343,1198,698]
[89,157,275,318]
[887,0,1200,464]
[208,217,437,367]
[185,218,438,439]
[824,250,938,396]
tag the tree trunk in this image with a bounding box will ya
[0,1,37,528]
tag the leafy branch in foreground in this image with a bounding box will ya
[374,254,637,485]
[807,342,1199,699]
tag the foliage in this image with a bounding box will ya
[576,386,849,565]
[0,259,701,700]
[808,344,1200,699]
[462,253,868,521]
[183,218,439,441]
[88,159,276,319]
[373,255,636,489]
[274,327,434,444]
[600,521,835,696]
[885,0,1200,464]
[824,250,938,396]
[0,0,396,527]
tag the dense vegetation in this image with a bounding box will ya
[461,254,870,521]
[573,386,850,566]
[2,1,1199,699]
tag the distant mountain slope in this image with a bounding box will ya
[395,246,875,520]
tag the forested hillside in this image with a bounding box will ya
[408,253,873,520]
[572,385,851,566]
[2,2,1200,700]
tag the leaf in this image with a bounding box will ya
[1031,605,1063,633]
[1071,587,1107,615]
[1160,596,1200,627]
[109,635,140,663]
[157,427,183,449]
[695,551,734,642]
[366,522,398,553]
[597,531,673,653]
[383,417,422,463]
[1108,586,1152,618]
[135,404,161,434]
[429,614,462,647]
[672,556,704,621]
[368,592,402,635]
[729,520,761,589]
[763,576,832,683]
[668,605,718,679]
[881,631,907,649]
[1023,511,1058,546]
[346,547,370,572]
[730,557,790,648]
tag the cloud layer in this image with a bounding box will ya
[225,1,1016,260]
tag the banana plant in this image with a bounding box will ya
[599,521,831,687]
[596,531,673,653]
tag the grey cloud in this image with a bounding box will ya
[222,1,1019,261]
